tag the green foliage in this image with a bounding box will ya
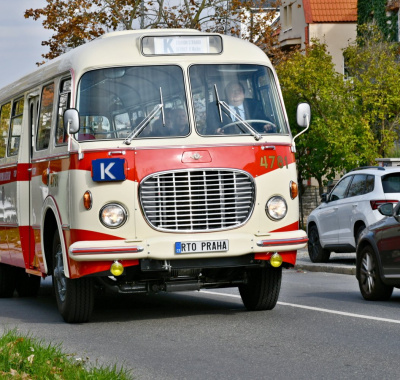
[0,329,131,379]
[357,0,398,42]
[276,41,377,192]
[344,24,400,157]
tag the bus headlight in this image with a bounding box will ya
[266,196,287,220]
[100,203,127,228]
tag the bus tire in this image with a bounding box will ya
[52,230,94,323]
[0,263,16,298]
[239,265,282,311]
[15,268,41,297]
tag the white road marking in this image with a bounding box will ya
[200,290,400,324]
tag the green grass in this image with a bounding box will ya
[0,329,132,379]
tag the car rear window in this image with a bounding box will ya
[382,173,400,193]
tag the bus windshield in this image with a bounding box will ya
[77,65,188,140]
[189,64,288,136]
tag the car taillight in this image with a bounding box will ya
[370,200,398,210]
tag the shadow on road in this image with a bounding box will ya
[0,278,247,324]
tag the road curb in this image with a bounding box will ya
[294,263,356,275]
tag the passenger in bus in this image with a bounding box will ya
[206,81,276,135]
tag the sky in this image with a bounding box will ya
[0,0,52,89]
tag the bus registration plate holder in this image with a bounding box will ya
[175,240,229,254]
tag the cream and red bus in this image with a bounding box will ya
[0,29,309,322]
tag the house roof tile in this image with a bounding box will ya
[303,0,357,23]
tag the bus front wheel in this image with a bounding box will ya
[239,265,282,311]
[52,230,94,323]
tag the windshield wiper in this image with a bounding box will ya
[124,87,165,145]
[213,84,262,141]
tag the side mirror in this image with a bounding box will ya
[378,203,394,217]
[321,193,328,203]
[292,103,311,152]
[64,109,80,134]
[296,103,311,127]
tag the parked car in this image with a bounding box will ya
[307,166,400,263]
[356,202,400,300]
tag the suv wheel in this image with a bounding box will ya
[308,225,331,263]
[357,245,393,301]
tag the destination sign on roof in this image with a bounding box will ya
[142,35,222,55]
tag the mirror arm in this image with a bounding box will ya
[67,121,83,160]
[291,115,310,153]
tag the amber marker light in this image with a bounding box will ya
[270,253,283,267]
[83,191,92,210]
[110,261,124,276]
[290,181,298,199]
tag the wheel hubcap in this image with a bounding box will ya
[360,252,375,294]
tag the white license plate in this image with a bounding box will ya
[175,240,229,254]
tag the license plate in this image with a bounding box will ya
[175,240,229,254]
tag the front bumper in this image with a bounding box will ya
[68,229,308,263]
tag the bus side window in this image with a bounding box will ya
[8,98,24,156]
[37,83,55,151]
[56,78,71,145]
[0,102,11,159]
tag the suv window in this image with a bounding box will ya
[348,175,366,197]
[347,174,374,197]
[330,175,352,201]
[366,175,374,193]
[382,173,400,193]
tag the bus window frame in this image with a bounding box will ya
[36,82,55,151]
[55,77,72,146]
[0,102,11,160]
[8,97,25,157]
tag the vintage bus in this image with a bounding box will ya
[0,29,309,322]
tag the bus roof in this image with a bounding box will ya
[0,29,271,103]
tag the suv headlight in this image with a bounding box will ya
[266,196,287,220]
[100,203,127,228]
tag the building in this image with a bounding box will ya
[279,0,357,74]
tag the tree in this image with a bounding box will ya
[24,0,281,64]
[276,41,377,194]
[344,24,400,157]
[358,0,398,42]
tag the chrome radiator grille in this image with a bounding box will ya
[139,169,255,232]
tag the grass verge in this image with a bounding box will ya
[0,329,132,379]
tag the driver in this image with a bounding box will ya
[206,81,276,135]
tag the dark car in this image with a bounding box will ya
[356,202,400,300]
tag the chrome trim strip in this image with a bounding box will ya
[0,223,19,228]
[71,246,144,255]
[31,154,70,164]
[256,237,309,247]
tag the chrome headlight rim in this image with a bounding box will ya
[265,196,288,221]
[99,203,128,228]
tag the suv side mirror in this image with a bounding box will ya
[378,203,394,216]
[64,108,80,134]
[320,193,328,203]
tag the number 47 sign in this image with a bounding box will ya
[92,158,126,182]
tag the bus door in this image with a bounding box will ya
[27,92,40,271]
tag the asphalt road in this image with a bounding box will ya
[1,267,399,380]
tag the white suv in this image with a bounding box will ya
[307,167,400,262]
